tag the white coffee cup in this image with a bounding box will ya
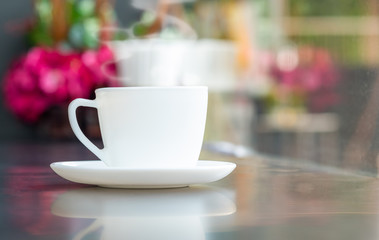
[68,86,208,168]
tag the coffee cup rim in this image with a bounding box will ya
[95,86,208,93]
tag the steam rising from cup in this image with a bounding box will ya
[88,1,199,87]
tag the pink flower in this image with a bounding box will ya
[3,45,119,123]
[81,45,118,86]
[270,46,339,112]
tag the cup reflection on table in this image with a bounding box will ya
[51,186,235,240]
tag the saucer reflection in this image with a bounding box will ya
[51,187,235,239]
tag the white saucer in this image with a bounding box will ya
[50,160,236,188]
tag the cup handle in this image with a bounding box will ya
[68,98,104,160]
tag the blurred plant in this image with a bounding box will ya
[29,0,116,50]
[288,0,366,16]
[3,0,119,125]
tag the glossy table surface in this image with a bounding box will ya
[1,142,379,240]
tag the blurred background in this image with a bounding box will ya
[1,0,379,175]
